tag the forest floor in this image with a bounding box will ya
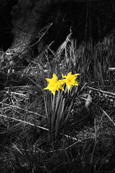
[0,33,115,173]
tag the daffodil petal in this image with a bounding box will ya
[53,73,58,80]
[67,85,72,93]
[59,80,65,85]
[75,81,79,86]
[45,78,51,82]
[75,73,80,77]
[62,74,66,78]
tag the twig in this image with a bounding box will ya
[93,102,115,126]
[0,102,45,118]
[99,106,115,126]
[0,113,78,141]
[108,67,115,71]
[90,118,97,163]
[5,91,27,98]
[86,86,115,97]
[0,114,49,131]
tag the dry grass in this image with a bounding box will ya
[0,31,115,173]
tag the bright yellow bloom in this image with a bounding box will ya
[44,73,64,95]
[62,72,80,93]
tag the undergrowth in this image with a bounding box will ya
[0,32,115,173]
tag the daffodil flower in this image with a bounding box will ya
[62,72,80,93]
[44,73,64,95]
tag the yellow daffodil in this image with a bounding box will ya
[62,72,80,93]
[44,73,64,95]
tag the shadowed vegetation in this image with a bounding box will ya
[0,33,115,172]
[0,1,115,173]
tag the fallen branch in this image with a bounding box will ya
[0,113,78,141]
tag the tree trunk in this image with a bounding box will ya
[2,0,52,67]
[0,0,114,68]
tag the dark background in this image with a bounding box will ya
[0,0,115,51]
